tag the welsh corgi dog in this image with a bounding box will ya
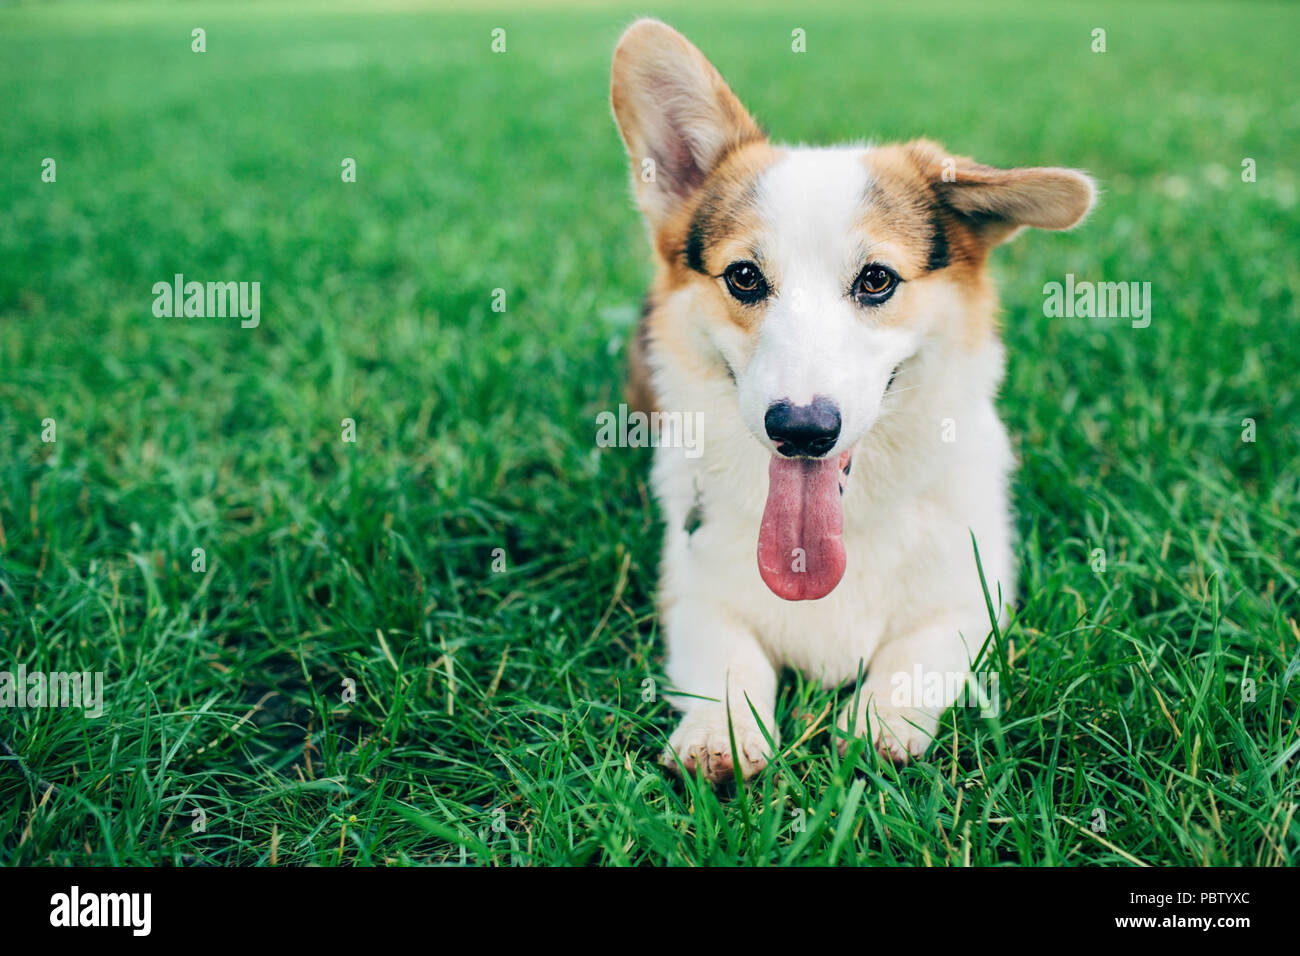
[610,19,1094,781]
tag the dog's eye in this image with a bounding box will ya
[723,261,769,304]
[852,264,899,305]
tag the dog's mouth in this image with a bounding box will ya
[756,447,852,601]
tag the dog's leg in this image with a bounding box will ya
[660,605,777,784]
[836,615,980,764]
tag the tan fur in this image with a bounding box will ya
[625,140,783,411]
[624,298,657,413]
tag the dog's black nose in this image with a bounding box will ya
[765,398,841,458]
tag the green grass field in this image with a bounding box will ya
[1,0,1297,866]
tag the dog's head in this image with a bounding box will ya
[611,19,1094,600]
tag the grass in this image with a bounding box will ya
[1,0,1297,867]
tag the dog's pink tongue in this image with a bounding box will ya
[757,455,846,601]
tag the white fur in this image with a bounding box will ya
[652,147,1016,776]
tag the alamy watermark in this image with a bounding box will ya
[1,666,104,718]
[50,886,150,936]
[889,667,1001,717]
[1043,274,1151,328]
[595,403,703,458]
[151,273,260,328]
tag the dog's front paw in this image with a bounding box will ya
[662,705,774,783]
[837,697,939,765]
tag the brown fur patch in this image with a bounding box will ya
[651,141,783,337]
[623,141,782,406]
[625,294,658,413]
[853,144,1001,346]
[864,144,989,278]
[656,143,782,273]
[636,141,784,397]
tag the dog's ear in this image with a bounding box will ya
[611,19,764,228]
[907,139,1096,248]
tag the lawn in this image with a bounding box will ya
[1,0,1297,866]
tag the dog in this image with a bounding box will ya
[609,19,1094,781]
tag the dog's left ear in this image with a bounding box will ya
[907,139,1096,248]
[611,19,764,228]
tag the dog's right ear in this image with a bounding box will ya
[611,19,763,229]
